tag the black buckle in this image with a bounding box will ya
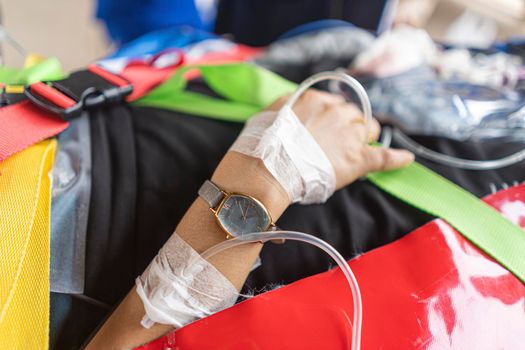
[24,68,133,119]
[0,85,26,107]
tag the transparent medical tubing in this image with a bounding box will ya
[326,69,525,170]
[200,231,363,350]
[285,70,373,146]
[392,128,525,170]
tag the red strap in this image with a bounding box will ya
[88,64,130,87]
[121,64,176,102]
[0,64,176,162]
[29,82,77,109]
[0,100,67,161]
[0,44,260,162]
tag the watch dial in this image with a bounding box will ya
[217,195,271,237]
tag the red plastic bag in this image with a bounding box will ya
[138,185,525,349]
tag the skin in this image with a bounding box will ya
[85,90,414,349]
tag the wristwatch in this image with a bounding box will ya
[198,180,277,239]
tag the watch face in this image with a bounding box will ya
[216,194,271,237]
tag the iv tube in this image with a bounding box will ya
[392,127,525,170]
[284,71,373,145]
[201,231,363,350]
[200,72,370,349]
[324,69,525,171]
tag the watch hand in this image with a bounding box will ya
[238,201,245,220]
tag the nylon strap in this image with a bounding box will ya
[0,57,67,162]
[0,139,56,349]
[135,63,525,284]
[0,61,177,163]
[133,64,297,120]
[367,163,525,283]
[0,53,263,162]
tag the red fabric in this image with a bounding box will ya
[29,82,76,109]
[0,100,67,161]
[187,45,262,65]
[0,44,260,163]
[120,64,177,102]
[137,185,525,350]
[88,64,130,87]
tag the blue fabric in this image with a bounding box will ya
[108,25,215,59]
[50,115,92,294]
[96,0,204,45]
[278,19,355,41]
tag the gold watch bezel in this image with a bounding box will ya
[210,191,275,239]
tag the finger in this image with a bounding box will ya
[362,146,415,173]
[335,104,373,142]
[368,118,381,142]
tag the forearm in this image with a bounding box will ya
[178,152,289,289]
[85,152,288,349]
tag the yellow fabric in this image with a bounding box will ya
[24,53,47,68]
[4,85,24,94]
[0,139,56,349]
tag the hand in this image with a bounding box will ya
[267,89,414,189]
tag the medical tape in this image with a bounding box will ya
[230,105,336,204]
[136,233,238,328]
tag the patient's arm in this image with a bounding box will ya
[85,151,288,349]
[85,90,413,349]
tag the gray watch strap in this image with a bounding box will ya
[198,180,225,208]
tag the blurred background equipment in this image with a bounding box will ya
[0,0,523,69]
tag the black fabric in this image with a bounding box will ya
[0,92,26,106]
[214,0,386,46]
[85,104,137,304]
[399,134,525,196]
[52,70,118,101]
[50,293,109,350]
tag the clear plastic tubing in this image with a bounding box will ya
[284,70,374,146]
[201,231,363,350]
[201,72,370,349]
[326,69,525,170]
[391,128,525,170]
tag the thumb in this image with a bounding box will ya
[362,145,415,173]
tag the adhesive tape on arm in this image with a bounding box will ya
[136,233,238,328]
[230,105,336,204]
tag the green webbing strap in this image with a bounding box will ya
[368,163,525,283]
[133,63,297,121]
[0,57,64,84]
[136,63,525,283]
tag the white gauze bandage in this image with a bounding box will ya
[136,233,238,328]
[230,105,336,204]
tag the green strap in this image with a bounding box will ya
[0,57,64,85]
[133,63,297,121]
[136,63,525,283]
[368,163,525,283]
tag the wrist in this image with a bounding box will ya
[211,151,289,220]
